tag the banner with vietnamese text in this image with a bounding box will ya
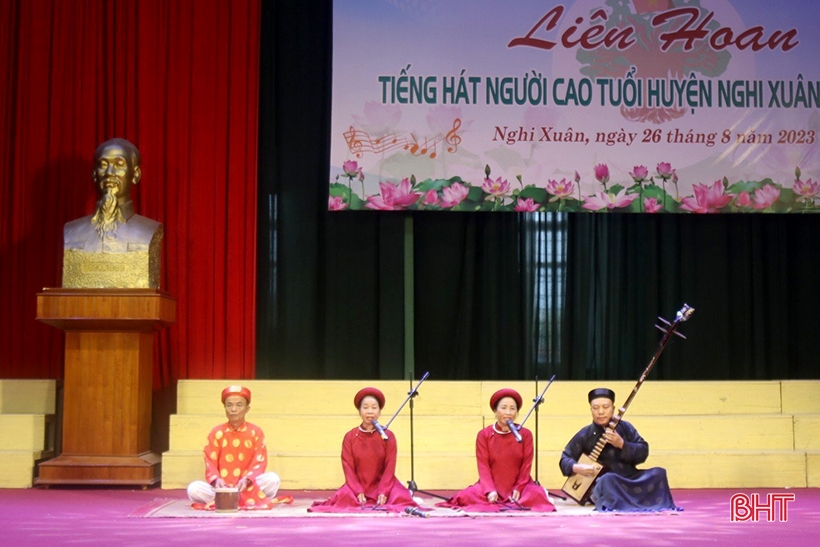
[329,0,820,213]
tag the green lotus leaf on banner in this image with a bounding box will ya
[329,182,367,210]
[478,198,500,212]
[415,176,464,193]
[556,199,583,213]
[625,193,644,213]
[726,179,766,195]
[772,187,795,213]
[609,184,626,195]
[466,186,485,203]
[518,185,547,203]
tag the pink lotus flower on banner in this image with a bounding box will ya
[594,164,610,186]
[736,191,752,208]
[365,195,400,211]
[643,197,662,213]
[514,197,540,212]
[481,176,512,197]
[422,189,440,206]
[365,178,421,210]
[545,178,577,201]
[656,162,674,180]
[328,196,348,211]
[753,184,781,210]
[441,182,469,208]
[582,189,639,211]
[630,165,649,183]
[342,160,362,178]
[793,178,819,200]
[680,181,734,213]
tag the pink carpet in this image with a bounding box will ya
[1,488,818,546]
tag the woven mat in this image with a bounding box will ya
[131,496,596,518]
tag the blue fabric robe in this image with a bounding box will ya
[560,420,679,512]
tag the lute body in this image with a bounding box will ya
[561,453,604,504]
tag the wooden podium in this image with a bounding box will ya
[35,288,175,486]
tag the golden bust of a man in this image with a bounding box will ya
[62,138,163,288]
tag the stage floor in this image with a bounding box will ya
[1,488,818,546]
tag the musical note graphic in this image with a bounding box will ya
[445,118,462,153]
[343,118,462,160]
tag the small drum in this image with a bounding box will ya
[214,487,240,512]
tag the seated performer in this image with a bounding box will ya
[187,385,282,510]
[560,388,679,512]
[309,387,418,513]
[437,389,555,512]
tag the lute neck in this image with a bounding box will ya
[584,304,694,464]
[587,414,623,463]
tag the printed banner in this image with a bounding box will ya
[329,0,820,213]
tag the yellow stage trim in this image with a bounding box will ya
[162,379,820,490]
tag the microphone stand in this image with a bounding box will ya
[515,374,566,500]
[534,377,541,482]
[383,372,447,501]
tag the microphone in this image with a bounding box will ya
[507,420,522,443]
[405,506,431,518]
[372,420,389,441]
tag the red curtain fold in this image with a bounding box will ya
[0,0,260,385]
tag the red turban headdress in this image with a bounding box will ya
[354,387,385,409]
[490,388,522,410]
[221,385,251,404]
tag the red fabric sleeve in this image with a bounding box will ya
[377,430,399,496]
[476,428,496,495]
[243,424,268,483]
[513,426,534,493]
[203,426,221,484]
[341,430,364,495]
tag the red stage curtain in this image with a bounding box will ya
[0,0,260,385]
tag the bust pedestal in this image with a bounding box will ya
[35,288,175,486]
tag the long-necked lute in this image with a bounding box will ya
[561,303,695,505]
